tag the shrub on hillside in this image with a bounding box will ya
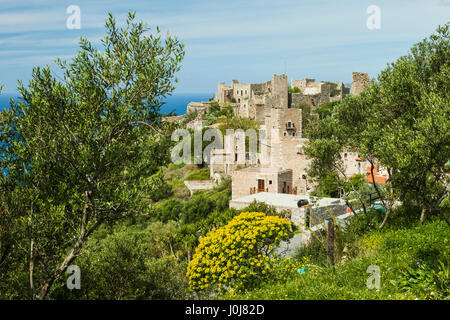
[151,198,185,222]
[51,227,188,300]
[186,212,301,294]
[185,167,211,180]
[180,194,216,224]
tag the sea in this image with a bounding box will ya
[0,92,213,116]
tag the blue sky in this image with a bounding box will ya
[0,0,449,94]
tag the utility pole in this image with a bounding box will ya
[327,218,335,266]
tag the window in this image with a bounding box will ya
[269,180,272,185]
[292,132,296,136]
[302,174,307,179]
[283,132,287,136]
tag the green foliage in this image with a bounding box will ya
[240,200,291,220]
[50,225,189,300]
[183,112,198,124]
[324,82,340,97]
[147,169,173,202]
[210,102,220,114]
[289,86,301,93]
[227,209,449,300]
[313,101,339,119]
[219,116,261,134]
[149,181,232,225]
[0,11,184,299]
[310,172,341,198]
[151,198,185,223]
[305,24,450,226]
[185,167,211,180]
[181,194,217,224]
[217,106,234,118]
[168,162,186,170]
[187,212,300,294]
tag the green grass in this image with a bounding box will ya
[222,209,450,300]
[185,167,211,181]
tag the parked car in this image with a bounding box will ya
[371,201,386,213]
[297,199,309,207]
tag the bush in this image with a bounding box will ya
[51,227,188,300]
[151,198,185,222]
[181,194,216,224]
[147,169,173,202]
[185,167,210,181]
[186,212,300,294]
[226,215,449,300]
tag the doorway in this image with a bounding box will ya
[257,179,265,193]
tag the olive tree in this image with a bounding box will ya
[0,11,184,299]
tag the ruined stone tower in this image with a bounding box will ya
[271,74,288,109]
[350,72,370,95]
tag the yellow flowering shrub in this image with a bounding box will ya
[186,212,302,293]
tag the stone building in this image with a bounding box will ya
[350,72,370,95]
[186,101,211,114]
[290,78,331,109]
[208,72,372,199]
[231,167,293,199]
[211,74,312,197]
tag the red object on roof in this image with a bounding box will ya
[365,165,387,184]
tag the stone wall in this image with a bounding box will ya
[291,78,315,90]
[272,74,289,109]
[289,93,304,107]
[187,101,211,114]
[350,72,370,95]
[231,168,293,199]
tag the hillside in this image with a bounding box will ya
[223,208,450,300]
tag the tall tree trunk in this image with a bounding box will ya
[420,207,427,224]
[29,239,35,298]
[336,166,368,217]
[35,245,80,300]
[327,219,335,266]
[35,191,96,300]
[379,169,394,230]
[441,210,450,227]
[369,160,387,209]
[29,200,35,298]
